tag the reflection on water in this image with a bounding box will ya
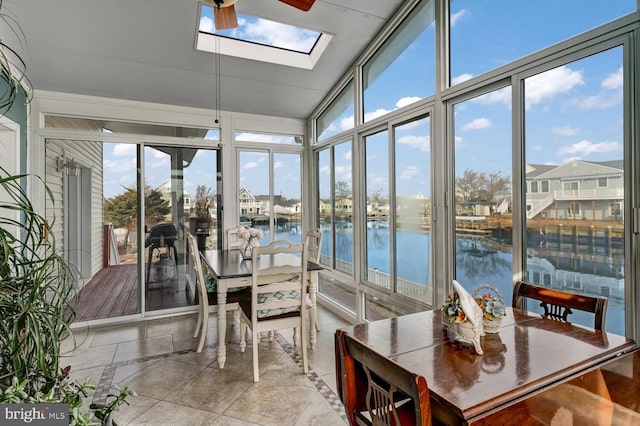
[256,220,625,335]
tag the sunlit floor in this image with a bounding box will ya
[61,305,350,425]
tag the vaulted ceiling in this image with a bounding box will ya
[3,0,405,120]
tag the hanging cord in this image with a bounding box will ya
[214,34,221,125]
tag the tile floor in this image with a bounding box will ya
[61,306,351,425]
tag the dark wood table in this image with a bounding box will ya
[202,249,322,368]
[473,346,640,425]
[337,308,636,425]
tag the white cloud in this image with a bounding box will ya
[244,161,259,169]
[397,135,430,152]
[112,144,136,157]
[239,18,318,52]
[602,67,623,90]
[568,90,622,111]
[368,175,388,187]
[274,161,284,170]
[525,66,584,109]
[399,165,420,180]
[151,158,167,168]
[552,125,578,136]
[344,150,352,161]
[334,165,352,182]
[451,73,474,86]
[461,117,493,131]
[236,132,292,143]
[473,87,511,105]
[104,157,136,172]
[200,16,214,33]
[560,156,582,164]
[337,98,423,129]
[340,117,354,132]
[450,9,468,27]
[364,108,391,122]
[152,150,167,160]
[396,97,421,108]
[556,139,621,156]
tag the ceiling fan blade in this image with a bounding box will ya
[279,0,315,12]
[214,4,238,30]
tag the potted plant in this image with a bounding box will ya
[0,6,134,421]
[191,185,214,249]
[0,168,135,424]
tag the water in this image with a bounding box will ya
[254,221,626,335]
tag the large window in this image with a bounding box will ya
[524,48,625,335]
[143,145,219,312]
[317,81,355,142]
[453,86,513,301]
[238,150,302,245]
[362,116,432,318]
[363,0,435,122]
[364,130,390,290]
[317,141,355,311]
[394,117,431,303]
[47,138,220,321]
[311,0,639,333]
[317,141,354,275]
[235,131,300,145]
[450,0,635,86]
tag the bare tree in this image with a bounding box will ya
[455,169,510,202]
[335,181,352,200]
[367,188,386,214]
[455,169,480,201]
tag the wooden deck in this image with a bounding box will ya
[72,264,195,322]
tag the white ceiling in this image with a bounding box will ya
[3,0,405,120]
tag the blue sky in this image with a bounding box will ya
[103,1,633,201]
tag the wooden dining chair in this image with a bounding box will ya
[187,232,248,353]
[238,239,309,382]
[335,329,432,426]
[512,280,608,331]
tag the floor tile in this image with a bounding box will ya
[127,400,218,425]
[223,382,317,426]
[117,358,206,400]
[62,305,351,426]
[113,335,174,363]
[62,343,117,370]
[165,366,253,414]
[90,324,147,347]
[294,391,347,425]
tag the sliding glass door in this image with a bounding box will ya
[143,145,219,312]
[46,138,219,321]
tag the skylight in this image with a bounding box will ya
[196,4,331,69]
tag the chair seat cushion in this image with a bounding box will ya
[257,290,300,318]
[238,290,302,319]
